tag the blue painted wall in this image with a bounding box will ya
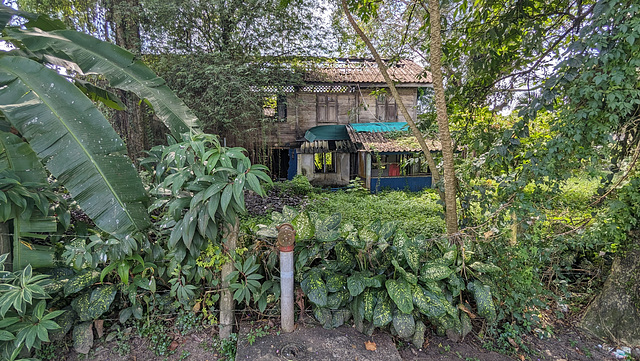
[370,176,432,193]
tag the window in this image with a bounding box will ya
[376,94,397,121]
[314,152,336,173]
[372,153,430,177]
[263,95,287,121]
[317,94,338,123]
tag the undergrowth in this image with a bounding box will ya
[306,189,445,238]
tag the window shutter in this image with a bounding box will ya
[328,95,337,123]
[387,100,397,121]
[317,94,326,123]
[277,95,287,120]
[376,94,385,121]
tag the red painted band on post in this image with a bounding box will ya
[279,245,294,252]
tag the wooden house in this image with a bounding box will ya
[232,58,436,191]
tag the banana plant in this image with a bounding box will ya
[0,131,66,270]
[0,5,201,247]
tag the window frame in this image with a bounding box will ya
[314,152,336,173]
[263,94,287,122]
[317,93,338,123]
[375,93,397,121]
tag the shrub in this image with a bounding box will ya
[255,207,501,342]
[267,175,316,196]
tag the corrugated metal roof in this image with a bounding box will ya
[346,124,441,153]
[304,59,432,85]
[350,122,409,133]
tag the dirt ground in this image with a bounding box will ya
[51,316,632,361]
[397,326,621,361]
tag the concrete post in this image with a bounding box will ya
[277,223,296,333]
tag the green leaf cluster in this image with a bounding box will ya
[259,209,501,341]
[141,133,271,307]
[0,255,63,360]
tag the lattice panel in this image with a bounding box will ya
[251,85,296,93]
[300,85,354,93]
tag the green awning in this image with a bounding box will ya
[304,125,349,142]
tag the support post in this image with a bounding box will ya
[277,223,296,333]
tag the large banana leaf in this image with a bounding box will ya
[0,55,150,237]
[0,130,47,183]
[7,28,201,137]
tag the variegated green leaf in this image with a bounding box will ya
[392,259,418,285]
[330,309,350,328]
[334,243,355,270]
[71,285,117,321]
[313,307,332,327]
[64,270,99,296]
[364,274,384,288]
[340,222,356,238]
[412,284,446,319]
[327,290,350,310]
[345,228,364,249]
[72,321,93,354]
[358,226,379,245]
[363,288,377,322]
[396,231,421,272]
[316,212,341,242]
[447,274,466,297]
[461,311,472,339]
[292,211,314,240]
[301,270,327,307]
[471,281,497,324]
[393,311,416,339]
[351,294,365,331]
[442,249,457,265]
[412,320,426,348]
[378,221,397,242]
[282,205,299,223]
[469,261,502,274]
[325,272,347,293]
[347,273,366,296]
[420,262,453,282]
[372,293,393,327]
[385,279,413,314]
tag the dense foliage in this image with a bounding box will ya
[1,0,639,358]
[307,189,444,238]
[256,207,500,341]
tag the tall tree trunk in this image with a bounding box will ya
[341,0,459,236]
[427,0,459,236]
[340,0,443,202]
[580,249,640,347]
[110,0,148,163]
[219,218,239,339]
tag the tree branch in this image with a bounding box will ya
[340,0,444,199]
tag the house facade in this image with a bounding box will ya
[249,58,435,191]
